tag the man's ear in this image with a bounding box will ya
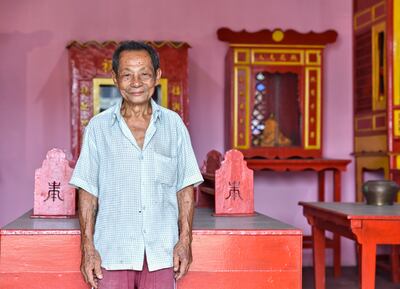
[155,69,162,86]
[112,71,118,86]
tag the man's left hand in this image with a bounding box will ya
[173,239,192,280]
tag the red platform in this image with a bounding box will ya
[0,208,302,289]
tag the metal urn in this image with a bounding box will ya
[362,180,399,206]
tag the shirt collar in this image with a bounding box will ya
[112,98,161,125]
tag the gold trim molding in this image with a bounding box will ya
[354,1,385,31]
[394,0,400,106]
[394,110,400,137]
[305,50,321,65]
[93,78,115,115]
[354,113,387,132]
[67,40,190,49]
[272,30,284,42]
[233,66,250,149]
[304,67,321,149]
[372,22,386,111]
[234,49,250,64]
[251,49,304,65]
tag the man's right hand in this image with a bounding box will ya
[81,247,103,288]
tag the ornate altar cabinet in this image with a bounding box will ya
[67,41,190,160]
[217,28,351,277]
[218,27,337,159]
[353,0,400,202]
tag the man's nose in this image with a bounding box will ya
[130,75,142,87]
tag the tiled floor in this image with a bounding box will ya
[302,266,400,289]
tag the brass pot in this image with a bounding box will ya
[362,180,399,206]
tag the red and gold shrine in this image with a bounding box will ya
[67,41,190,160]
[218,28,337,159]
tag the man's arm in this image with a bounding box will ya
[79,189,103,288]
[173,185,195,280]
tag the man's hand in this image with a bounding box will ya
[173,238,192,280]
[81,246,103,288]
[78,189,101,288]
[175,185,195,280]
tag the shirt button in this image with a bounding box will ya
[143,229,146,234]
[139,154,144,160]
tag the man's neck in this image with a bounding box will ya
[121,99,152,120]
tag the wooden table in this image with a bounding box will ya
[299,202,400,289]
[0,208,302,289]
[247,158,351,277]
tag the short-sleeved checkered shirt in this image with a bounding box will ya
[70,98,203,271]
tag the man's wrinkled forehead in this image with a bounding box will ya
[118,50,155,72]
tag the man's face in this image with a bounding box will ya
[113,50,161,106]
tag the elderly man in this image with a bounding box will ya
[70,41,203,289]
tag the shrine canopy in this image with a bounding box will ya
[217,28,338,45]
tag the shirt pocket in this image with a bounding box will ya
[154,152,177,186]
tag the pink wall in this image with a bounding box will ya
[0,0,353,265]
